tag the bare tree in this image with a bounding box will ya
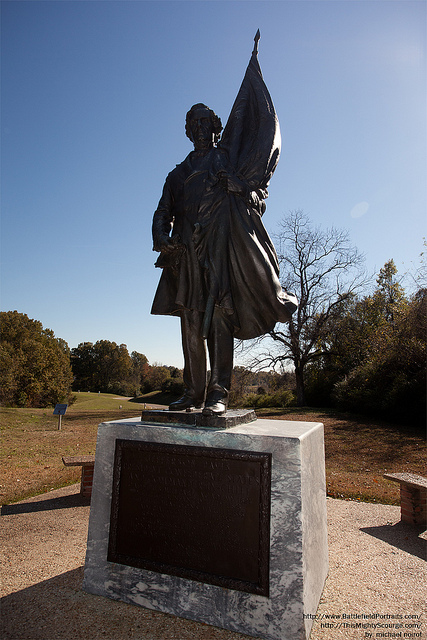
[242,210,368,405]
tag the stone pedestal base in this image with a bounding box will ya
[83,417,328,640]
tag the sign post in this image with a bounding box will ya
[53,404,68,430]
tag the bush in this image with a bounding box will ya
[161,377,185,397]
[244,389,296,409]
[333,359,426,426]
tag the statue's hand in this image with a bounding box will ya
[249,191,267,216]
[153,235,175,253]
[216,170,248,197]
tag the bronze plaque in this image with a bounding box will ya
[107,440,271,596]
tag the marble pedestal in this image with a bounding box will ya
[83,417,328,640]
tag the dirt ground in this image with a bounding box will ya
[1,484,426,640]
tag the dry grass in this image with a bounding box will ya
[1,396,425,506]
[0,393,143,505]
[258,407,426,504]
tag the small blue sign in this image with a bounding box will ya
[53,404,68,415]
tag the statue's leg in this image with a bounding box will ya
[205,307,233,411]
[180,308,207,406]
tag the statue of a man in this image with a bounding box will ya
[151,33,297,415]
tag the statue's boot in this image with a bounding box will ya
[202,388,228,416]
[169,394,203,411]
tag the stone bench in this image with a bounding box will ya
[383,472,427,526]
[62,455,95,498]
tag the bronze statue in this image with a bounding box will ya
[151,31,297,415]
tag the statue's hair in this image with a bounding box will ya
[185,103,223,144]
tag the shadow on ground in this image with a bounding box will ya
[0,567,250,640]
[1,493,90,516]
[360,521,427,561]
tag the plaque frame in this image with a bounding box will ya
[107,439,271,596]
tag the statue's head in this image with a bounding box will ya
[185,103,223,149]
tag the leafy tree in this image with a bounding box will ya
[168,366,182,379]
[375,259,406,322]
[243,210,367,405]
[159,365,185,396]
[70,342,95,391]
[161,376,185,397]
[0,311,73,407]
[333,285,426,425]
[142,364,172,393]
[267,370,295,392]
[93,340,133,393]
[229,366,254,406]
[303,262,405,406]
[131,351,149,393]
[303,294,375,405]
[71,340,141,395]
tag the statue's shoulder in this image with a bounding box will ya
[166,154,192,181]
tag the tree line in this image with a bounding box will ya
[70,342,185,397]
[1,210,425,424]
[0,314,284,407]
[0,316,187,406]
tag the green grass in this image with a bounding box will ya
[69,391,140,412]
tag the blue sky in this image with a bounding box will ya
[1,0,426,368]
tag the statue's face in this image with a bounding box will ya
[189,107,214,150]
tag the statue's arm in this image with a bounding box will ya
[216,170,249,198]
[152,177,175,253]
[215,158,267,216]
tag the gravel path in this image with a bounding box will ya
[1,484,426,640]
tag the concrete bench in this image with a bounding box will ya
[62,455,95,498]
[383,472,427,526]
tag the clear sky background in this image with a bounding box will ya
[2,0,426,368]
